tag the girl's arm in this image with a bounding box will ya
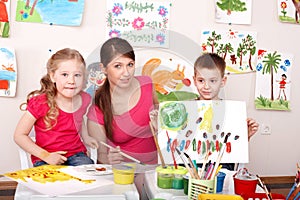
[14,111,67,165]
[87,120,123,164]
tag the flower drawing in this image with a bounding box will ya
[112,3,123,16]
[132,17,145,30]
[157,6,168,17]
[109,29,121,38]
[156,33,165,45]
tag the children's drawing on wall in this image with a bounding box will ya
[106,0,171,47]
[85,62,106,97]
[255,49,293,111]
[0,47,17,97]
[201,29,257,74]
[157,100,249,164]
[135,48,198,102]
[0,0,9,37]
[214,0,252,25]
[15,0,84,26]
[278,0,300,24]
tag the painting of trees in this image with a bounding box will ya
[216,43,234,60]
[216,0,247,15]
[261,51,281,101]
[237,34,256,70]
[206,31,222,53]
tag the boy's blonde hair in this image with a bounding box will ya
[194,53,226,77]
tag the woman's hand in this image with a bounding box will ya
[247,118,259,140]
[83,135,99,149]
[107,146,124,165]
[149,108,158,133]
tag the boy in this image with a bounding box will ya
[193,52,259,170]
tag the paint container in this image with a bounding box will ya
[156,166,174,189]
[172,166,188,189]
[183,175,189,195]
[216,172,226,193]
[112,163,136,184]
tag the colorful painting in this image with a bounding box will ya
[0,0,10,37]
[135,48,199,102]
[15,0,85,26]
[85,62,106,98]
[215,0,252,25]
[4,165,113,195]
[0,47,17,97]
[157,100,249,164]
[278,0,300,24]
[255,49,293,111]
[200,29,257,74]
[106,0,171,47]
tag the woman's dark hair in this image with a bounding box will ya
[94,37,135,141]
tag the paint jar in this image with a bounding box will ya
[233,168,257,195]
[216,172,226,193]
[112,163,136,184]
[183,175,189,195]
[156,166,174,189]
[172,166,188,189]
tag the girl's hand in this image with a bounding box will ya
[107,146,124,165]
[247,118,259,140]
[44,151,67,165]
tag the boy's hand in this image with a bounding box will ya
[107,146,124,165]
[247,118,259,140]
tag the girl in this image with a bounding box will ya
[14,48,97,167]
[87,37,158,165]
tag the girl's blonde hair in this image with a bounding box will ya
[20,48,86,130]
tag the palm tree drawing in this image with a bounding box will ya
[262,51,281,101]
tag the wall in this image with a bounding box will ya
[0,0,299,176]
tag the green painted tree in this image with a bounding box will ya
[206,31,222,53]
[262,51,281,101]
[216,43,234,60]
[216,0,247,15]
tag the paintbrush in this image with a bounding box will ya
[100,141,145,165]
[210,133,230,180]
[183,152,200,179]
[175,147,196,179]
[149,122,166,168]
[199,141,210,179]
[257,175,272,200]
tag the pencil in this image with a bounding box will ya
[100,141,145,165]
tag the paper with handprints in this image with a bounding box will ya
[255,49,293,111]
[200,29,257,74]
[106,0,171,47]
[157,100,248,164]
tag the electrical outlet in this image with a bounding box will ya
[261,124,271,135]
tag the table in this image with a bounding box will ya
[14,174,139,200]
[143,169,263,200]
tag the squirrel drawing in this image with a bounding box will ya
[142,58,191,95]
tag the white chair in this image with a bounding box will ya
[18,136,98,169]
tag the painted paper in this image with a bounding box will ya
[215,0,252,25]
[15,0,85,26]
[135,48,199,102]
[200,29,257,74]
[0,0,10,37]
[255,49,293,111]
[85,62,106,98]
[106,0,171,47]
[278,0,300,24]
[157,100,249,164]
[0,47,17,97]
[4,165,113,196]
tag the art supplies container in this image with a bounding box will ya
[112,163,136,184]
[172,166,188,189]
[233,168,257,195]
[188,178,216,200]
[240,192,286,200]
[156,165,174,189]
[183,175,189,195]
[216,172,226,193]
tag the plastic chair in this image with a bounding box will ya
[18,136,98,169]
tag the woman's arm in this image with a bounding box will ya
[80,119,98,149]
[87,120,124,164]
[14,111,67,165]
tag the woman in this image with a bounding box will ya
[87,37,158,165]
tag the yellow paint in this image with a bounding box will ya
[199,105,213,133]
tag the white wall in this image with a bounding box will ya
[1,0,299,176]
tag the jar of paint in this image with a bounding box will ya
[172,166,188,189]
[156,166,174,189]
